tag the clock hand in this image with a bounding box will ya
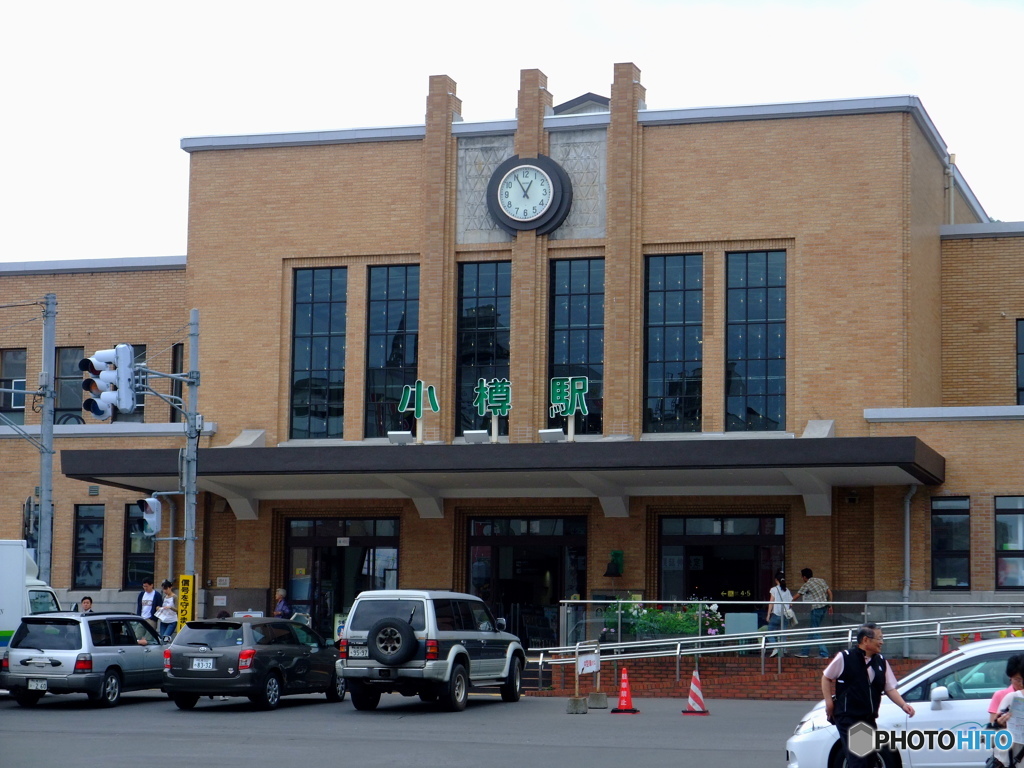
[523,180,533,199]
[515,175,528,196]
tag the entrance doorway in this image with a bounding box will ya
[467,517,586,649]
[659,515,784,620]
[285,517,399,640]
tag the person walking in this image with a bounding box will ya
[792,567,833,658]
[136,578,163,630]
[155,580,178,639]
[823,623,915,768]
[272,588,291,618]
[766,571,792,657]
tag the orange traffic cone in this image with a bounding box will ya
[610,668,639,714]
[941,634,951,654]
[681,668,709,715]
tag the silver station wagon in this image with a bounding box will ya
[1,612,164,707]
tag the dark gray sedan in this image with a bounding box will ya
[162,617,345,710]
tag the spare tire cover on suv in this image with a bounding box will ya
[367,618,418,665]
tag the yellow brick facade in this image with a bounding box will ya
[2,63,1022,637]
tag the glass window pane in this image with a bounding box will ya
[933,557,969,589]
[932,514,970,550]
[661,518,685,535]
[997,557,1024,588]
[686,518,721,535]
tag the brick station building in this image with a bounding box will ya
[2,62,1023,650]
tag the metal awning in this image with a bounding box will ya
[61,435,944,521]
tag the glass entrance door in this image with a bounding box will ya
[659,515,785,618]
[467,517,586,650]
[286,518,398,640]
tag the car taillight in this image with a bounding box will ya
[73,654,92,673]
[238,648,256,670]
[163,648,171,670]
[1,652,8,672]
[426,640,438,661]
[338,639,348,660]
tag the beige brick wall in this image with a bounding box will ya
[3,64,1018,606]
[941,237,1024,406]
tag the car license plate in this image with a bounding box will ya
[28,679,48,691]
[349,646,368,658]
[191,658,214,670]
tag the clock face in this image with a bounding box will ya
[497,164,553,222]
[485,154,573,235]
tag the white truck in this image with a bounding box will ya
[0,540,62,649]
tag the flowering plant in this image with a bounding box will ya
[605,599,725,637]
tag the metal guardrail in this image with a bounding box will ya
[533,612,1024,681]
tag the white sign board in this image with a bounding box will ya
[577,652,600,675]
[1008,696,1024,743]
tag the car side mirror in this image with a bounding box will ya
[930,686,950,709]
[495,618,506,632]
[69,602,80,612]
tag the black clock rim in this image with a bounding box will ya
[486,154,573,235]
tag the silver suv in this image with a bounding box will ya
[338,589,526,711]
[0,612,164,707]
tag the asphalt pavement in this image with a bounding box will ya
[0,689,816,767]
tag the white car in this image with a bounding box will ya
[786,637,1024,768]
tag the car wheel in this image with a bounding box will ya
[253,672,282,710]
[172,693,200,710]
[92,670,122,708]
[500,656,523,702]
[13,690,43,708]
[367,618,418,665]
[441,663,468,712]
[349,681,381,711]
[326,672,347,702]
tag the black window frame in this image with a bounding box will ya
[931,496,970,590]
[55,346,85,425]
[364,264,419,438]
[1017,319,1023,406]
[644,253,703,433]
[996,496,1024,590]
[456,261,512,436]
[123,502,155,590]
[73,504,105,589]
[0,347,27,426]
[291,267,348,439]
[548,258,604,434]
[725,250,786,431]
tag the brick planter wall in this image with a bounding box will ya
[527,655,928,700]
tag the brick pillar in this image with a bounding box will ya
[418,75,461,442]
[702,247,726,432]
[509,69,553,442]
[602,62,645,436]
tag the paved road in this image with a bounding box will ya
[0,689,816,767]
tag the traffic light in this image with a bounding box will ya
[137,497,161,535]
[80,344,136,420]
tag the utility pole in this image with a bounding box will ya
[184,308,200,576]
[38,293,56,583]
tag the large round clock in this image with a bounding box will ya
[486,154,573,235]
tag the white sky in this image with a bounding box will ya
[2,0,1022,264]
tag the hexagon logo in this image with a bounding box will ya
[848,722,877,758]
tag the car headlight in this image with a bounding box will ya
[794,711,832,735]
